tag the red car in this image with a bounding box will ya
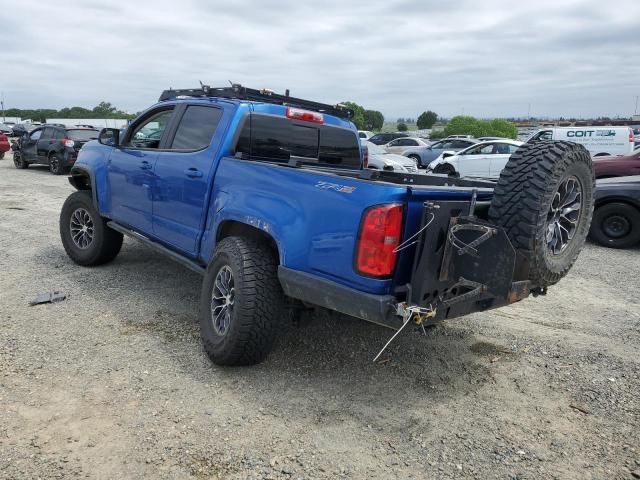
[593,150,640,178]
[0,133,10,159]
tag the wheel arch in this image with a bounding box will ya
[215,220,281,265]
[595,196,640,211]
[68,167,99,209]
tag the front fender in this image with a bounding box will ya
[68,141,113,216]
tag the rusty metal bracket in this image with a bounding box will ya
[441,278,486,307]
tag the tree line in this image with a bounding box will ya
[3,102,136,122]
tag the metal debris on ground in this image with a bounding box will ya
[29,292,67,306]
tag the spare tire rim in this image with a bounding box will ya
[70,207,94,249]
[211,265,235,336]
[546,176,582,254]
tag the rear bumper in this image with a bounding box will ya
[278,266,402,329]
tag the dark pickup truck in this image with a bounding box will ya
[58,85,595,365]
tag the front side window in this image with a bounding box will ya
[171,106,223,150]
[125,109,174,149]
[30,129,42,141]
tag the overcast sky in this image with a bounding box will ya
[2,0,639,119]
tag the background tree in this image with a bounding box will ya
[443,115,517,139]
[397,122,408,132]
[417,110,438,129]
[341,101,366,130]
[363,110,384,131]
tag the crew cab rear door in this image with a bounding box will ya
[151,104,225,255]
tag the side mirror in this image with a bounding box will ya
[98,128,120,147]
[442,151,455,159]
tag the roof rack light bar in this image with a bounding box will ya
[158,83,354,119]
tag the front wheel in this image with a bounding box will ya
[433,163,457,176]
[59,191,123,266]
[589,202,640,249]
[13,151,28,169]
[200,237,285,366]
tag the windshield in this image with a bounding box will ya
[66,129,99,141]
[365,141,386,155]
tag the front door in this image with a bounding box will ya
[152,104,224,255]
[107,107,175,235]
[21,128,42,162]
[457,143,494,177]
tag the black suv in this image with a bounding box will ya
[13,125,99,174]
[367,132,410,145]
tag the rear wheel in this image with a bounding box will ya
[49,153,65,175]
[13,151,28,169]
[408,154,422,165]
[489,141,594,287]
[200,237,285,366]
[60,191,123,266]
[0,152,4,159]
[589,202,640,249]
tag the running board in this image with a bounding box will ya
[106,221,206,275]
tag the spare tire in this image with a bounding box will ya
[488,141,594,288]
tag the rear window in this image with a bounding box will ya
[236,114,361,168]
[66,129,99,141]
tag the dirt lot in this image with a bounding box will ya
[0,153,639,479]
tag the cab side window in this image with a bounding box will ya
[30,129,43,141]
[170,106,223,150]
[124,109,174,149]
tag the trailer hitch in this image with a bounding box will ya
[373,303,436,362]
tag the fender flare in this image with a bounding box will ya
[68,166,99,209]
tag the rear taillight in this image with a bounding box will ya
[356,204,403,278]
[286,107,323,124]
[630,128,634,144]
[363,144,369,168]
[61,138,74,148]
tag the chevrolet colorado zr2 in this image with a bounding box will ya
[59,84,594,366]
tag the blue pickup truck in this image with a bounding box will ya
[59,84,595,365]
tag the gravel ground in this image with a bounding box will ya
[1,152,639,479]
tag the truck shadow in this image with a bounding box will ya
[42,238,500,418]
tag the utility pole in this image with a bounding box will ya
[635,95,639,115]
[527,103,531,121]
[1,91,4,123]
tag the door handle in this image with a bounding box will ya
[139,161,152,170]
[184,168,203,178]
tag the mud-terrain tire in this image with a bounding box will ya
[200,237,285,366]
[589,202,640,249]
[489,141,594,288]
[60,191,123,266]
[13,151,28,169]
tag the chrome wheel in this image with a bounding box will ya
[210,265,235,336]
[546,176,582,254]
[69,208,94,249]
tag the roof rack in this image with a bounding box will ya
[158,83,354,119]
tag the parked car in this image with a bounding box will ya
[383,137,429,154]
[12,125,99,174]
[592,150,640,178]
[589,176,640,248]
[358,130,374,140]
[0,133,10,159]
[446,135,474,139]
[368,132,409,145]
[58,84,593,366]
[363,140,419,173]
[528,126,634,157]
[477,136,509,142]
[427,140,523,178]
[403,138,478,168]
[0,123,14,134]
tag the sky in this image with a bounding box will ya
[1,0,639,120]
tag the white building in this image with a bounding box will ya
[45,118,130,128]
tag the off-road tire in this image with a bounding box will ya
[49,152,64,175]
[13,151,28,169]
[589,202,640,249]
[489,141,594,287]
[60,191,123,266]
[200,237,284,366]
